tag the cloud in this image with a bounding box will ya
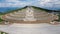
[35,0,60,10]
[0,0,60,10]
[0,3,26,7]
[5,0,19,2]
[0,0,34,7]
[38,0,60,6]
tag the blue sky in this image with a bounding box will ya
[0,0,60,10]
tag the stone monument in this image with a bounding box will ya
[23,7,36,21]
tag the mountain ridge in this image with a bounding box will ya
[0,6,59,14]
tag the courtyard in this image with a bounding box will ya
[0,23,60,34]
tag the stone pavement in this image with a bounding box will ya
[0,23,60,34]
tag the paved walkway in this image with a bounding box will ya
[0,23,60,34]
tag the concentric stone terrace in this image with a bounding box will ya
[2,6,58,24]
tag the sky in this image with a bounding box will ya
[0,0,60,10]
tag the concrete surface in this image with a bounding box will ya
[0,23,60,34]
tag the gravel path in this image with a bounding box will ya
[0,23,60,34]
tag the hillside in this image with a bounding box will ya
[0,6,60,22]
[1,6,53,14]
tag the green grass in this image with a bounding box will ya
[0,15,4,22]
[58,14,60,21]
[0,18,3,22]
[0,31,8,34]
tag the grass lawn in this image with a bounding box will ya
[0,31,8,34]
